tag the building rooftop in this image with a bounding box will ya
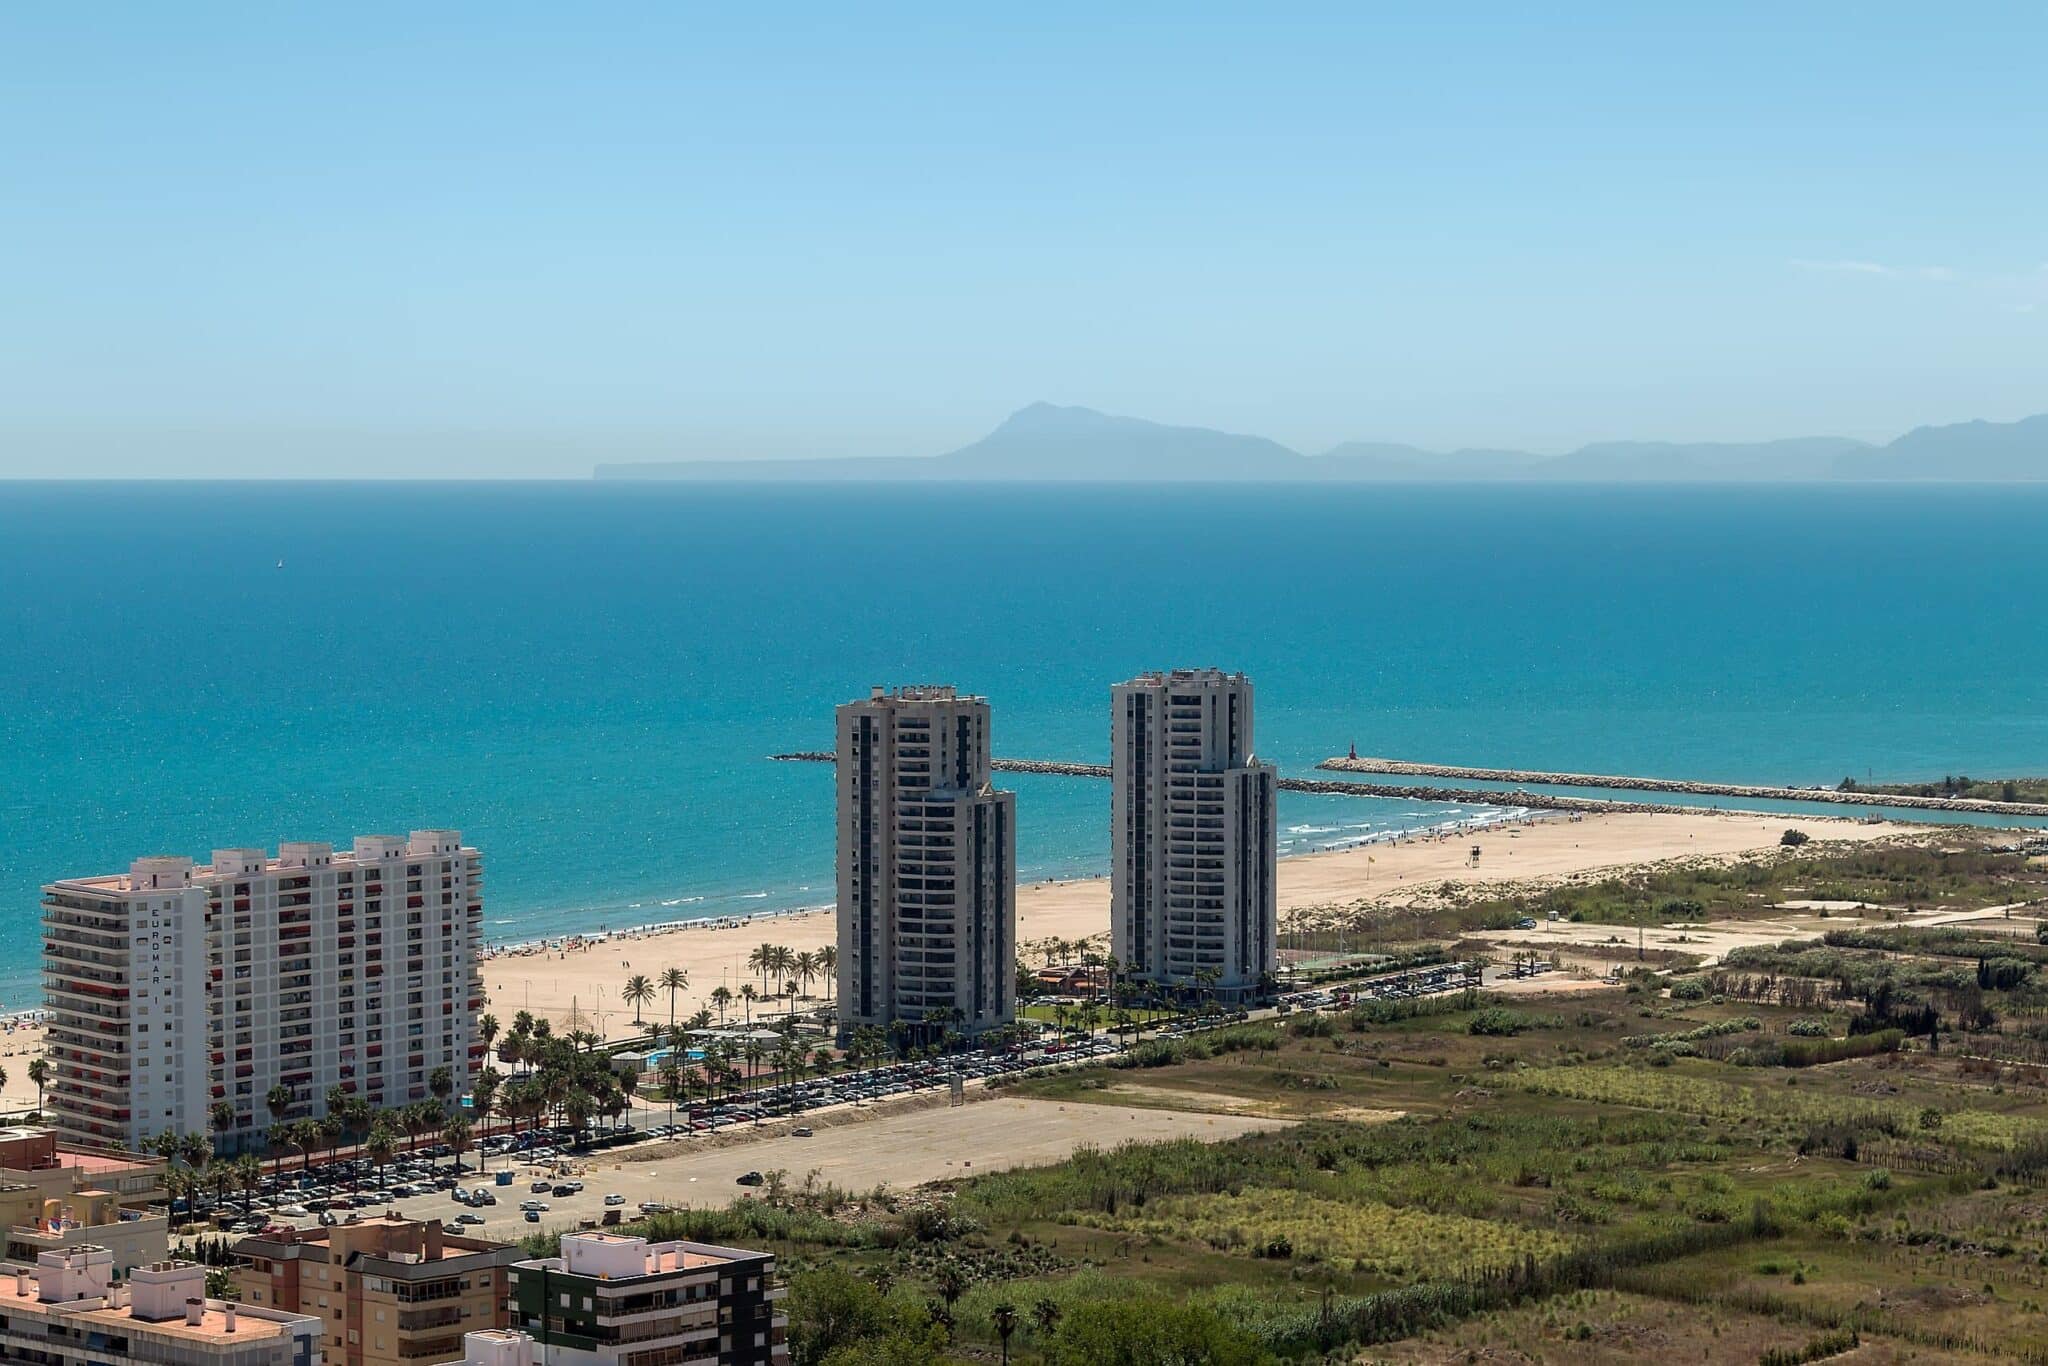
[69,1297,291,1343]
[1120,667,1250,687]
[2,1254,314,1345]
[860,684,980,703]
[0,1128,161,1177]
[519,1232,761,1281]
[45,833,474,893]
[237,1214,509,1266]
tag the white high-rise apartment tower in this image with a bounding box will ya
[1111,669,1277,1002]
[836,686,1016,1042]
[42,831,485,1151]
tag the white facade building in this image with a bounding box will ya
[1111,670,1277,1002]
[43,832,486,1151]
[836,687,1016,1041]
[0,1250,320,1366]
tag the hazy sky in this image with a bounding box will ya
[5,4,2046,477]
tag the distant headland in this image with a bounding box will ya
[594,402,2048,484]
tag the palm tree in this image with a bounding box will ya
[659,967,688,1028]
[472,1071,500,1172]
[563,1092,593,1149]
[269,1123,303,1171]
[992,1302,1018,1365]
[742,1039,766,1102]
[419,1098,449,1151]
[161,1166,192,1223]
[25,1058,48,1115]
[210,1101,236,1154]
[817,945,837,1000]
[658,1057,683,1128]
[234,1153,263,1212]
[747,943,777,996]
[792,952,818,1001]
[318,1116,345,1179]
[478,1013,500,1059]
[365,1121,398,1192]
[441,1115,472,1173]
[429,1066,455,1112]
[738,984,757,1023]
[710,986,732,1025]
[265,1083,293,1127]
[622,974,655,1026]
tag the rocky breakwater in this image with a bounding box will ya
[1318,756,2048,820]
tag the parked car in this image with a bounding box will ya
[603,1193,625,1206]
[735,1171,764,1187]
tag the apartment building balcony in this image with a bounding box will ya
[43,977,130,1007]
[42,906,133,939]
[52,1067,131,1100]
[46,1033,128,1064]
[43,940,132,973]
[54,1092,132,1123]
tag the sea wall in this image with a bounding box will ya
[1317,756,2048,819]
[769,753,1784,818]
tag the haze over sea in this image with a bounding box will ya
[5,481,2047,1005]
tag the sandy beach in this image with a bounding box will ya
[479,808,1921,1038]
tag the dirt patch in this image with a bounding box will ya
[1091,1082,1405,1124]
[1486,975,1626,998]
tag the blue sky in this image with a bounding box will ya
[3,3,2045,476]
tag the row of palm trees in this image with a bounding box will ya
[145,1069,474,1224]
[480,1011,638,1152]
[618,944,839,1033]
[743,943,835,1005]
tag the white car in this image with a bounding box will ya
[519,1200,548,1212]
[603,1194,625,1207]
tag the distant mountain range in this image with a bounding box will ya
[594,403,2048,483]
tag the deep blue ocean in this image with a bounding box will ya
[5,482,2047,1006]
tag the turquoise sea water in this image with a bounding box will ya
[4,482,2047,1005]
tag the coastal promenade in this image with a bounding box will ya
[770,753,2027,821]
[1317,756,2048,818]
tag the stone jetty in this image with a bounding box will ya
[768,753,1850,819]
[1317,756,2048,819]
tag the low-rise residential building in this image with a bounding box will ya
[0,1128,171,1275]
[0,1128,167,1211]
[459,1328,536,1366]
[1,1184,169,1276]
[233,1215,519,1366]
[0,1248,320,1366]
[509,1231,788,1366]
